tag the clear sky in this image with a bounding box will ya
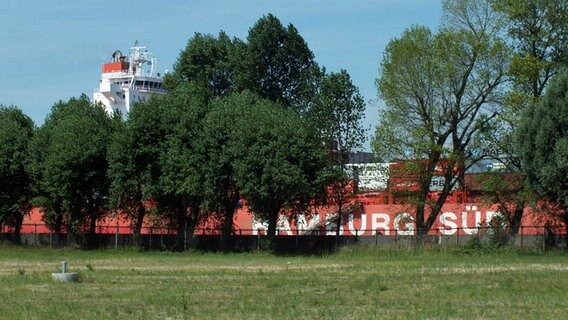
[0,0,442,149]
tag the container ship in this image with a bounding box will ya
[9,44,566,244]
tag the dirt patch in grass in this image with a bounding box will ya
[0,258,352,275]
[430,263,568,274]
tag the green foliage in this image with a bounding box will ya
[460,235,519,254]
[309,69,366,163]
[158,83,210,201]
[107,96,169,238]
[492,0,568,98]
[484,0,568,176]
[221,92,329,236]
[373,25,441,161]
[151,83,211,247]
[165,31,245,97]
[242,14,318,112]
[28,95,113,234]
[167,14,320,115]
[158,15,339,241]
[517,72,568,212]
[0,105,35,231]
[482,0,568,171]
[306,70,367,234]
[109,97,167,204]
[373,1,508,233]
[468,0,568,236]
[199,93,248,220]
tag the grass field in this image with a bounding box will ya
[0,245,567,319]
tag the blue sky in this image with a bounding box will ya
[0,0,442,149]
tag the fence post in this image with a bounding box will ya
[456,228,459,246]
[394,229,398,247]
[542,225,546,252]
[184,227,187,251]
[375,230,378,247]
[115,224,119,250]
[520,225,523,248]
[415,229,419,248]
[149,227,153,250]
[497,225,500,243]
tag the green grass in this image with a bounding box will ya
[0,246,567,319]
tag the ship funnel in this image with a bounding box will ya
[112,50,123,63]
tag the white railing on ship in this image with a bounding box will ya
[132,85,167,93]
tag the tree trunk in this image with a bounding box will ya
[133,202,146,247]
[508,202,524,235]
[424,185,453,233]
[173,197,189,251]
[220,187,239,251]
[266,205,281,250]
[13,213,24,245]
[86,210,98,249]
[415,156,440,235]
[184,203,199,249]
[174,210,187,252]
[415,195,427,235]
[54,215,63,246]
[187,204,199,230]
[563,211,568,248]
[221,207,235,251]
[221,191,240,251]
[422,159,459,236]
[335,198,343,250]
[89,213,97,235]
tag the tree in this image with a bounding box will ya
[107,96,167,245]
[373,0,508,234]
[165,31,245,97]
[308,70,367,245]
[493,0,568,100]
[230,92,329,246]
[476,0,568,236]
[241,14,319,112]
[516,72,568,237]
[199,93,256,248]
[158,15,321,249]
[0,106,35,243]
[28,95,113,244]
[157,83,210,250]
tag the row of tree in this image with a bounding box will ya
[373,0,568,235]
[3,1,568,248]
[0,14,366,249]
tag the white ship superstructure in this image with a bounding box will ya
[94,43,166,117]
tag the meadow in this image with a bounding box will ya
[0,246,566,319]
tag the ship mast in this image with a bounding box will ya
[128,41,158,77]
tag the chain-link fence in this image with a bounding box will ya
[1,224,566,252]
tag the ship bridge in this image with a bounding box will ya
[93,43,166,118]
